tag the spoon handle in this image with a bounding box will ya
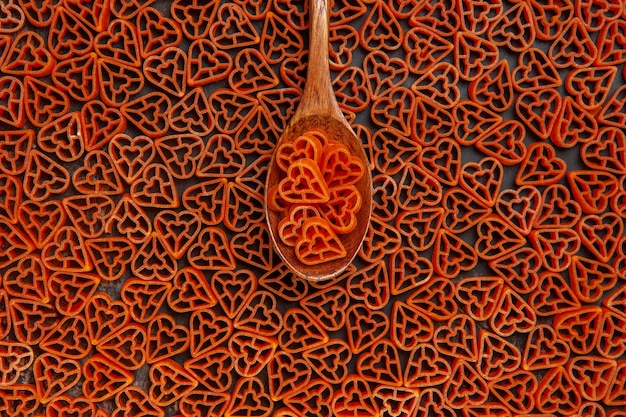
[296,0,342,119]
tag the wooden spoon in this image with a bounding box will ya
[264,0,372,281]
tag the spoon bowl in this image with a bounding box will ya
[264,0,372,281]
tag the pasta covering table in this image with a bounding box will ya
[0,1,626,416]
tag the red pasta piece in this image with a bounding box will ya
[455,276,504,322]
[373,386,420,417]
[121,278,171,323]
[136,7,182,58]
[388,247,434,294]
[209,3,258,49]
[210,269,256,318]
[0,129,32,175]
[267,351,312,401]
[443,359,489,409]
[364,50,408,100]
[47,396,95,417]
[442,189,490,233]
[599,84,626,128]
[577,0,622,31]
[359,1,403,52]
[344,304,388,354]
[64,0,110,32]
[529,271,581,317]
[85,237,135,282]
[605,361,626,406]
[405,344,451,388]
[48,271,99,316]
[149,359,197,406]
[403,24,453,74]
[0,76,24,128]
[24,77,70,128]
[170,0,216,39]
[490,287,536,336]
[454,31,499,81]
[391,301,434,351]
[433,229,478,278]
[234,290,282,337]
[535,366,581,415]
[146,314,189,364]
[372,130,418,176]
[188,309,232,357]
[523,324,570,371]
[81,100,126,151]
[37,112,84,163]
[357,339,402,386]
[114,386,163,417]
[490,248,541,294]
[94,18,140,66]
[283,379,333,417]
[413,63,460,110]
[230,48,279,93]
[488,1,535,52]
[40,316,91,360]
[232,223,274,269]
[132,233,177,281]
[10,299,58,345]
[568,355,617,401]
[41,226,91,272]
[0,173,21,223]
[529,0,574,40]
[167,88,213,136]
[475,216,526,261]
[331,377,378,417]
[411,0,460,37]
[105,195,152,243]
[597,309,626,359]
[33,353,81,403]
[224,182,265,232]
[84,292,130,345]
[4,255,49,303]
[226,377,273,417]
[122,92,171,137]
[97,58,144,107]
[476,330,521,381]
[48,7,93,61]
[433,314,478,362]
[0,341,33,386]
[197,134,246,178]
[476,120,527,166]
[184,347,234,393]
[0,1,25,33]
[279,308,328,353]
[548,18,597,68]
[418,138,461,187]
[568,170,619,214]
[167,267,215,313]
[597,19,626,65]
[0,385,39,417]
[3,31,54,77]
[454,101,502,146]
[488,370,537,414]
[260,11,303,65]
[228,330,277,377]
[97,323,147,370]
[346,261,390,310]
[16,0,59,27]
[180,391,230,417]
[414,388,456,417]
[329,24,360,70]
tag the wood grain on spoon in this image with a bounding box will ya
[264,0,372,281]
